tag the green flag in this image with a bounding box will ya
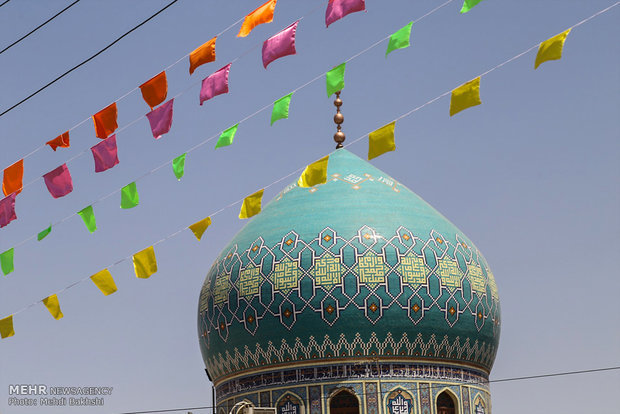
[78,205,97,233]
[172,153,187,180]
[326,63,345,97]
[271,93,293,125]
[460,0,484,13]
[121,182,139,209]
[215,124,238,149]
[37,225,52,241]
[1,248,14,275]
[386,22,413,56]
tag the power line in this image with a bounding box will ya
[0,0,180,118]
[116,366,620,414]
[0,0,82,55]
[0,0,11,8]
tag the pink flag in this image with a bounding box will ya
[146,99,174,139]
[325,0,365,27]
[0,193,17,228]
[262,21,299,68]
[91,134,119,172]
[43,164,73,198]
[200,64,231,105]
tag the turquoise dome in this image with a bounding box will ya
[198,149,500,383]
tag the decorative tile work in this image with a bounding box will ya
[238,265,261,297]
[277,393,303,414]
[386,388,414,414]
[260,391,271,407]
[365,382,379,414]
[356,254,387,285]
[438,257,462,290]
[399,255,429,285]
[467,264,485,294]
[419,383,431,414]
[308,386,321,414]
[314,255,343,287]
[213,273,230,305]
[272,260,299,292]
[461,386,471,414]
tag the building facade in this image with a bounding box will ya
[198,149,500,414]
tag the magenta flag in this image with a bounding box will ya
[43,164,73,198]
[146,99,174,139]
[0,193,17,228]
[200,64,231,105]
[262,20,299,69]
[325,0,365,27]
[91,134,119,172]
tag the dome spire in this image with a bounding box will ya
[333,91,345,148]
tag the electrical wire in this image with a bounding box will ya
[115,366,620,413]
[0,0,82,55]
[0,0,180,118]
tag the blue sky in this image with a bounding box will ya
[0,1,618,413]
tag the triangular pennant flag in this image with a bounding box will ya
[325,0,366,27]
[200,63,231,105]
[91,134,119,173]
[42,294,63,320]
[0,193,17,228]
[133,246,157,279]
[139,71,168,109]
[146,99,174,139]
[460,0,485,14]
[120,182,139,209]
[271,93,293,125]
[46,131,70,151]
[90,269,117,296]
[239,189,264,219]
[386,22,413,57]
[215,124,239,149]
[172,153,186,180]
[238,0,277,37]
[37,225,52,241]
[43,163,73,198]
[189,216,212,241]
[449,77,482,116]
[535,29,571,69]
[1,248,14,275]
[262,20,299,68]
[189,37,217,75]
[3,159,23,196]
[326,63,346,97]
[77,205,97,233]
[298,155,329,188]
[92,102,118,139]
[368,121,396,160]
[0,315,14,338]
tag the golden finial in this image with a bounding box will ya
[333,91,345,149]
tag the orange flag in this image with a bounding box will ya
[2,159,23,196]
[238,0,277,38]
[92,102,118,139]
[140,71,168,109]
[46,131,70,151]
[189,37,216,75]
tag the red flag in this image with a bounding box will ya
[199,64,231,105]
[325,0,366,27]
[140,71,168,109]
[43,164,73,198]
[2,159,23,196]
[262,21,299,69]
[46,131,70,151]
[0,193,17,228]
[92,103,118,139]
[91,135,119,173]
[146,99,174,139]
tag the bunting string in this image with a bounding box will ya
[3,2,618,326]
[2,0,458,253]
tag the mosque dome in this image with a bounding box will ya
[198,149,500,385]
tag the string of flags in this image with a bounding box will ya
[1,2,616,339]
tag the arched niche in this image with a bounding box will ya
[473,394,487,414]
[436,389,459,414]
[276,392,305,414]
[328,388,360,414]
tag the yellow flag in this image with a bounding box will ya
[133,246,157,279]
[368,121,396,160]
[90,269,118,296]
[298,156,329,188]
[189,216,212,241]
[42,294,64,320]
[450,77,482,116]
[535,29,571,69]
[239,189,264,219]
[0,315,14,339]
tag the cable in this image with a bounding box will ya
[0,0,82,55]
[0,0,10,8]
[0,0,180,118]
[115,366,620,414]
